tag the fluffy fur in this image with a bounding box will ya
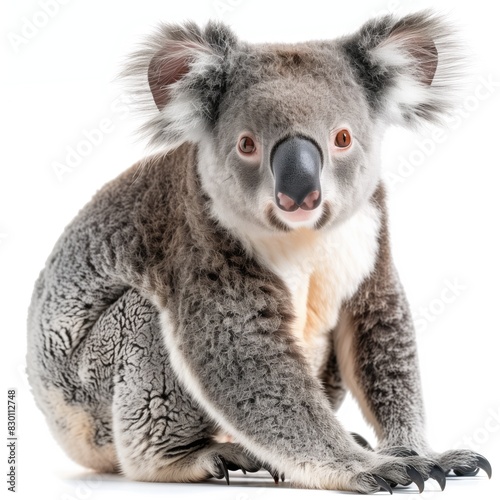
[27,11,490,493]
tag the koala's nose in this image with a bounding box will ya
[271,136,322,212]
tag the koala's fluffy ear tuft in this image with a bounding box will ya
[342,11,463,127]
[122,21,237,149]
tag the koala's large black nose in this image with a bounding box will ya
[271,136,322,212]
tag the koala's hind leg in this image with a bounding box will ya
[111,289,261,482]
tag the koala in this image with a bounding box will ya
[27,11,492,493]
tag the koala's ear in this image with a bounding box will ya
[123,21,237,149]
[342,11,462,126]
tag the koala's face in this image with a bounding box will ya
[205,44,377,233]
[130,14,456,234]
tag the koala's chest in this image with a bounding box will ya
[250,207,380,375]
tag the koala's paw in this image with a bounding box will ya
[348,454,442,494]
[376,447,446,490]
[205,443,262,484]
[436,449,492,479]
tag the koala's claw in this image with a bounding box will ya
[263,464,280,484]
[475,454,492,479]
[224,459,247,474]
[213,455,230,485]
[373,475,393,495]
[261,464,286,484]
[429,464,447,490]
[453,453,492,479]
[406,465,425,493]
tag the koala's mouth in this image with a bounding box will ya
[265,202,329,232]
[277,204,320,223]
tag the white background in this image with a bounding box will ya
[1,0,499,499]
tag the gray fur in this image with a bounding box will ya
[27,11,489,492]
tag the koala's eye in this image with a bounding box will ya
[238,136,256,155]
[334,129,352,148]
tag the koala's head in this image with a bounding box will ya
[124,12,460,235]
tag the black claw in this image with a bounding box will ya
[351,432,374,451]
[373,475,393,495]
[264,465,279,484]
[225,460,239,471]
[280,472,285,482]
[476,454,492,479]
[214,455,230,485]
[226,460,247,474]
[429,465,446,491]
[406,465,425,493]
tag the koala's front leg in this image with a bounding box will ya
[153,258,441,492]
[339,234,492,485]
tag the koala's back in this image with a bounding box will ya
[26,144,204,470]
[27,143,195,368]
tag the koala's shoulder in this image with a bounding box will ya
[121,143,197,190]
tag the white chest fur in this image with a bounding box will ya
[245,203,381,375]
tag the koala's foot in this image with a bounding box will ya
[377,446,446,490]
[287,449,441,493]
[121,441,261,483]
[211,452,287,486]
[376,446,492,490]
[185,443,263,484]
[198,443,263,484]
[208,446,288,485]
[354,435,442,491]
[436,449,492,479]
[346,453,440,494]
